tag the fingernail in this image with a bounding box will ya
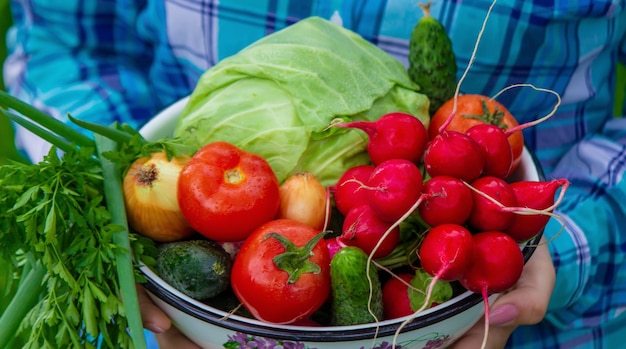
[489,304,518,326]
[146,323,165,334]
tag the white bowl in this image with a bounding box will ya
[139,98,544,349]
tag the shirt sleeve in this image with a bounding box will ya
[542,116,626,330]
[5,0,156,162]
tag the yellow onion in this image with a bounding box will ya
[277,172,329,230]
[123,151,195,242]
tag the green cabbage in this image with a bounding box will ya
[174,16,429,186]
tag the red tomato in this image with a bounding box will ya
[177,141,280,242]
[230,219,331,324]
[429,94,524,174]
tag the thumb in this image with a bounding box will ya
[136,283,172,334]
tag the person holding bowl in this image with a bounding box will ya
[3,0,625,348]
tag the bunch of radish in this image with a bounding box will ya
[331,103,568,346]
[421,106,568,290]
[331,112,429,259]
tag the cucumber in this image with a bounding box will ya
[156,239,232,300]
[408,2,457,115]
[330,246,383,326]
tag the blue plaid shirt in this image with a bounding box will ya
[5,0,626,348]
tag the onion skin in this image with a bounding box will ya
[277,172,328,230]
[123,151,195,242]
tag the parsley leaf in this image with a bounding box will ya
[0,145,157,348]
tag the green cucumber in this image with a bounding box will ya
[408,2,457,115]
[156,240,232,300]
[330,246,383,326]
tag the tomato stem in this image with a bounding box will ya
[265,231,327,284]
[462,99,507,129]
[224,168,245,185]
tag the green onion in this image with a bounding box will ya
[0,259,45,347]
[2,87,152,348]
[68,113,140,145]
[0,91,94,148]
[95,134,147,349]
[1,108,78,153]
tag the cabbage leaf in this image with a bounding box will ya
[174,16,429,186]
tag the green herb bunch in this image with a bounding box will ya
[0,91,190,349]
[0,146,154,348]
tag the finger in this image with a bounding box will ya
[136,284,172,334]
[449,317,515,349]
[450,238,555,349]
[155,326,203,349]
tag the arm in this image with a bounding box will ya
[450,119,626,348]
[543,120,626,325]
[494,117,626,348]
[5,0,156,162]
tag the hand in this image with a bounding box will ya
[449,237,555,349]
[136,284,202,349]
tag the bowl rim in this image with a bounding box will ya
[142,228,542,341]
[139,98,546,341]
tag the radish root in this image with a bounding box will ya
[462,179,569,216]
[491,83,563,135]
[322,187,332,232]
[391,257,459,348]
[368,0,569,346]
[339,177,384,193]
[480,288,491,349]
[391,0,502,346]
[438,0,499,134]
[462,179,569,245]
[366,195,427,347]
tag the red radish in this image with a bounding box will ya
[466,123,513,179]
[418,224,474,281]
[367,159,423,223]
[424,131,485,182]
[460,231,524,294]
[382,273,416,319]
[331,165,375,216]
[418,176,473,227]
[334,112,429,165]
[459,230,525,349]
[505,178,569,242]
[325,236,345,259]
[382,270,450,320]
[339,204,400,259]
[467,176,517,232]
[396,223,474,321]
